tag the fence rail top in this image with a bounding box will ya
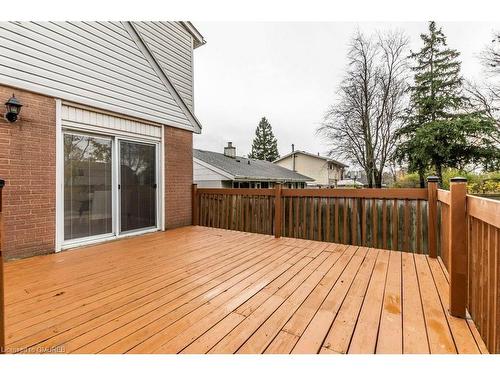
[437,189,451,205]
[466,194,500,228]
[196,187,428,200]
[197,188,275,196]
[282,188,427,199]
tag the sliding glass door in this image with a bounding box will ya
[119,141,157,233]
[63,133,113,241]
[63,132,159,244]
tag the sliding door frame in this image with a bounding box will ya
[116,137,161,236]
[56,107,164,251]
[61,130,116,249]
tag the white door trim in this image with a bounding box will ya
[56,107,164,251]
[55,99,63,252]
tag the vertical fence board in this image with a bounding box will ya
[326,197,331,242]
[404,200,410,251]
[196,187,434,253]
[392,199,398,251]
[372,198,378,248]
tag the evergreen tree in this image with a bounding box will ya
[396,21,497,186]
[248,117,280,161]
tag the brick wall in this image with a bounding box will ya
[164,126,193,228]
[0,85,194,259]
[0,86,56,259]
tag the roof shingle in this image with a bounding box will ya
[194,149,313,182]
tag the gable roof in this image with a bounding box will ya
[194,149,314,182]
[0,21,196,131]
[180,21,206,48]
[275,150,349,168]
[124,21,203,133]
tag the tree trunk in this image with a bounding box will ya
[365,166,373,188]
[418,170,425,188]
[374,170,383,188]
[435,163,443,186]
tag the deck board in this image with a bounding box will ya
[3,226,487,354]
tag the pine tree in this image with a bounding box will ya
[396,21,497,185]
[248,117,280,162]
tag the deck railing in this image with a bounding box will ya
[438,180,500,353]
[193,180,438,255]
[194,177,500,353]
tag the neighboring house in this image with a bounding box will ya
[194,143,313,188]
[0,21,205,259]
[342,169,395,187]
[337,179,364,188]
[344,169,368,186]
[274,147,348,188]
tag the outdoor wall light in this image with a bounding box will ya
[4,94,22,123]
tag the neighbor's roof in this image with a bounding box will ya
[275,150,348,168]
[194,149,314,182]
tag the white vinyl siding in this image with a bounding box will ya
[193,159,230,187]
[133,22,194,110]
[0,21,193,130]
[61,104,162,140]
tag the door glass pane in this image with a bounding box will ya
[120,141,157,232]
[64,134,113,240]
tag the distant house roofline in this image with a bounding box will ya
[274,150,349,168]
[194,148,314,182]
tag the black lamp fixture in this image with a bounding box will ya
[4,94,22,123]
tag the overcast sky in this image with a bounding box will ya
[192,22,500,164]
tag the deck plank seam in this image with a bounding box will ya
[228,247,354,354]
[118,245,312,354]
[17,241,296,353]
[9,236,281,348]
[343,248,381,354]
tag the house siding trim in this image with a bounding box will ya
[0,21,197,133]
[123,22,202,134]
[61,104,162,141]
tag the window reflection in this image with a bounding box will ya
[64,134,112,240]
[120,141,156,232]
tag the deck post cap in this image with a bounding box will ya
[427,176,439,182]
[450,176,467,183]
[0,179,4,188]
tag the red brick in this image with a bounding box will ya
[1,84,195,259]
[0,85,56,259]
[164,127,193,229]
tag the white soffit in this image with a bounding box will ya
[61,104,162,140]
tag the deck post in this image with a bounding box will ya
[192,184,198,226]
[274,184,282,238]
[427,176,439,258]
[0,179,5,354]
[449,177,468,318]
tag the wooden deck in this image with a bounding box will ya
[3,226,488,354]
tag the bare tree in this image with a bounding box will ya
[466,82,500,144]
[466,32,500,146]
[481,32,500,76]
[318,30,408,188]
